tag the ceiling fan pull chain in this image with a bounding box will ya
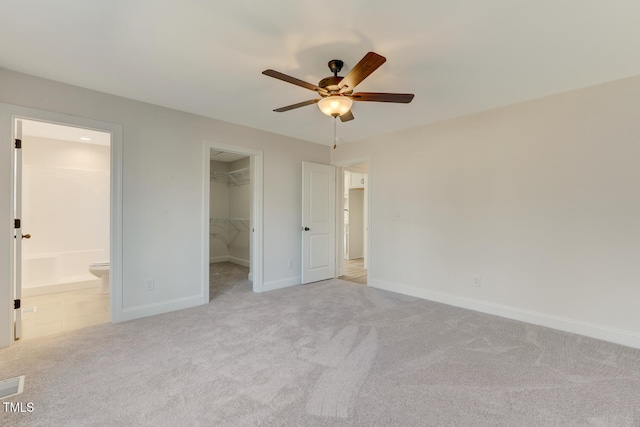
[333,117,338,149]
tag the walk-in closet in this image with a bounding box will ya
[209,152,251,299]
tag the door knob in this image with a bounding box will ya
[22,234,31,239]
[303,227,310,231]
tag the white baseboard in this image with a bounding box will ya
[120,295,203,322]
[210,256,249,267]
[369,279,640,350]
[262,276,300,292]
[228,256,250,267]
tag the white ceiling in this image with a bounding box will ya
[2,1,640,146]
[21,119,111,146]
[210,151,248,163]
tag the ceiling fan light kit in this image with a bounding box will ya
[262,51,415,125]
[318,96,353,117]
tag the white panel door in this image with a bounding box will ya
[302,162,335,284]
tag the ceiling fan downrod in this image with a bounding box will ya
[328,59,344,77]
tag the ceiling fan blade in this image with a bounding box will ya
[350,92,415,103]
[338,52,386,93]
[339,110,354,122]
[262,69,327,94]
[273,99,320,112]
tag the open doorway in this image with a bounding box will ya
[209,151,251,299]
[339,162,368,285]
[17,119,111,339]
[2,105,122,348]
[202,140,263,300]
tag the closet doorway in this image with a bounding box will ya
[209,151,251,299]
[202,141,263,301]
[339,162,368,285]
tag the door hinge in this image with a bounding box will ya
[14,219,21,229]
[15,139,21,149]
[14,299,21,310]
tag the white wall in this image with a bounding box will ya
[22,136,110,288]
[332,75,640,348]
[0,68,329,339]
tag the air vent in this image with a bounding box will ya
[0,376,25,400]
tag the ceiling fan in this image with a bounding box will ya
[262,52,414,122]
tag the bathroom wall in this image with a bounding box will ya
[22,135,110,289]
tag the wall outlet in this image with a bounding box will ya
[144,278,155,291]
[473,276,481,287]
[287,258,293,269]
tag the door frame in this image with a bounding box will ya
[202,140,263,296]
[333,157,371,282]
[0,104,123,348]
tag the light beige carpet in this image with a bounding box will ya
[1,267,640,426]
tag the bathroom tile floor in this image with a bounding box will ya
[19,282,109,340]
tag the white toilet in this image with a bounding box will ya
[89,261,110,294]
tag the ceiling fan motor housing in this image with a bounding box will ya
[319,59,346,94]
[318,76,343,93]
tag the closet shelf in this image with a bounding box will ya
[210,167,250,186]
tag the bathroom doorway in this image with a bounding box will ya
[16,119,111,339]
[202,141,263,301]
